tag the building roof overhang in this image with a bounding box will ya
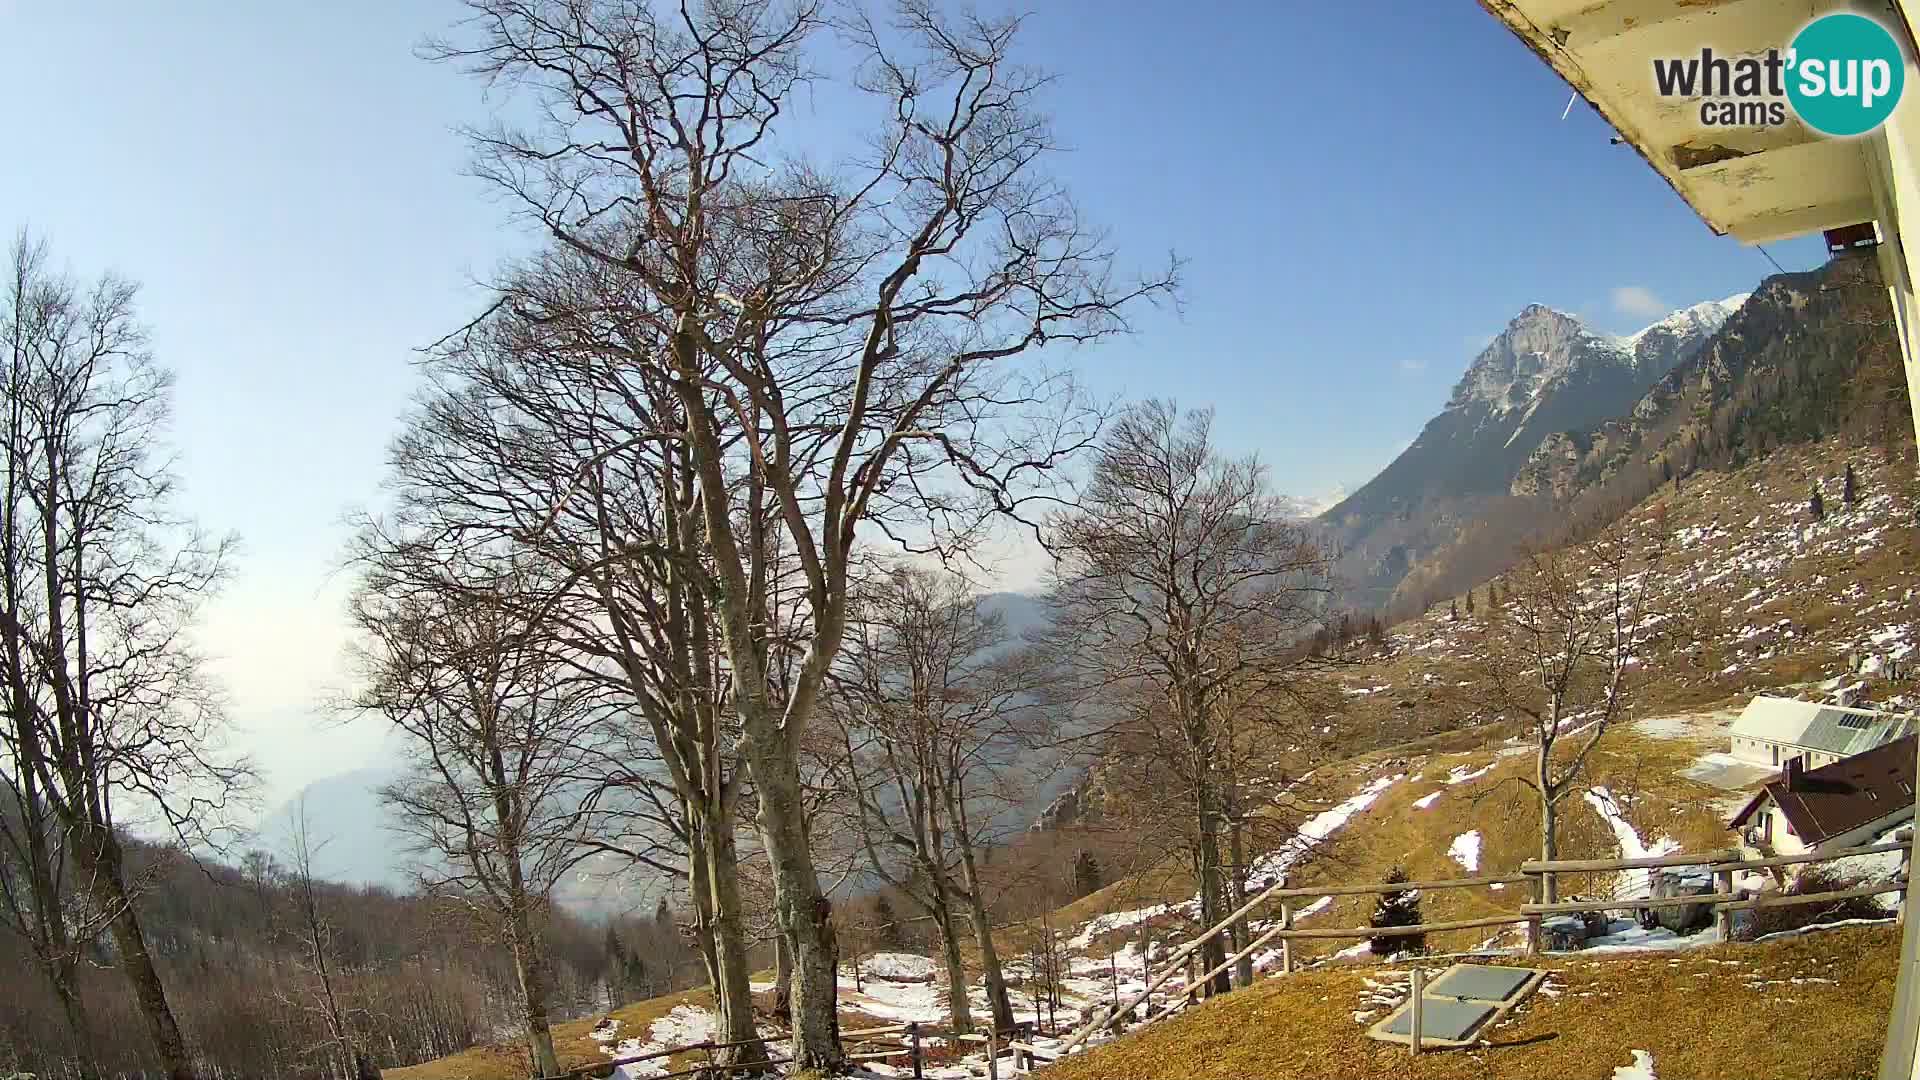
[1479,0,1902,243]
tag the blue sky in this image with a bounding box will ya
[0,3,1827,805]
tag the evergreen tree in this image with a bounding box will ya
[874,894,904,949]
[1464,591,1475,616]
[604,925,628,1001]
[1844,462,1859,507]
[1811,483,1826,521]
[1070,850,1103,899]
[1449,599,1458,622]
[626,951,649,999]
[1368,866,1424,957]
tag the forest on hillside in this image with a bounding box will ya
[0,812,704,1078]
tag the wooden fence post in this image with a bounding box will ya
[1409,966,1425,1056]
[988,1023,1000,1080]
[1716,868,1737,940]
[1526,873,1543,955]
[909,1022,922,1080]
[1281,902,1293,974]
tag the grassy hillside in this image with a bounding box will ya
[1042,924,1899,1080]
[392,435,1920,1078]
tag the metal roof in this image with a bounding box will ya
[1478,0,1897,243]
[1730,695,1917,756]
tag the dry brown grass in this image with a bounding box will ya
[384,989,899,1080]
[385,988,718,1080]
[1042,924,1900,1080]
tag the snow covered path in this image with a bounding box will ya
[1584,786,1679,899]
[1248,773,1405,882]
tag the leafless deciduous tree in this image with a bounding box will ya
[422,1,1172,1065]
[1040,400,1334,996]
[277,800,380,1080]
[349,573,607,1079]
[1460,524,1669,902]
[827,564,1050,1034]
[367,232,794,1069]
[0,230,249,1080]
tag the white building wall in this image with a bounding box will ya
[1866,32,1920,450]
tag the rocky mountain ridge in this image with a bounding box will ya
[1319,291,1744,608]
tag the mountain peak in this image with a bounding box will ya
[1448,305,1622,415]
[1617,293,1747,372]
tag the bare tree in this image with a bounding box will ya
[349,571,606,1079]
[828,564,1048,1033]
[1040,400,1334,996]
[365,232,799,1070]
[278,799,380,1080]
[0,230,249,1080]
[0,761,106,1071]
[422,1,1172,1066]
[1461,524,1668,902]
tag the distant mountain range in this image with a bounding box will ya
[260,592,1074,906]
[1318,291,1749,608]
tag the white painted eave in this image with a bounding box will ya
[1480,0,1896,243]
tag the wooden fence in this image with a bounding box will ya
[532,838,1911,1078]
[1037,836,1913,1066]
[538,1019,1042,1080]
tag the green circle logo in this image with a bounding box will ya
[1787,13,1905,137]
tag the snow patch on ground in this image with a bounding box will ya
[863,952,939,981]
[1585,786,1679,898]
[1582,920,1723,954]
[1611,1049,1657,1080]
[1247,773,1404,883]
[1413,791,1442,809]
[1448,830,1482,873]
[649,1005,717,1048]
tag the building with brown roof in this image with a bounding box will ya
[1729,735,1917,857]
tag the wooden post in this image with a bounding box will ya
[1185,951,1197,1006]
[988,1023,1000,1080]
[909,1021,922,1080]
[1281,902,1293,974]
[1409,966,1425,1056]
[1716,868,1737,939]
[1526,873,1543,955]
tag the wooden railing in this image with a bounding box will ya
[1039,836,1913,1068]
[541,1020,1040,1080]
[533,837,1912,1078]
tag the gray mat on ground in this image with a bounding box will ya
[1380,999,1495,1041]
[1425,964,1536,1002]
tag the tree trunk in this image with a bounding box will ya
[1539,788,1560,905]
[747,741,841,1072]
[47,954,95,1072]
[686,813,723,997]
[701,803,769,1071]
[79,830,193,1080]
[772,932,793,1022]
[933,901,972,1036]
[509,926,561,1080]
[1193,806,1230,997]
[1228,820,1253,989]
[954,846,1016,1033]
